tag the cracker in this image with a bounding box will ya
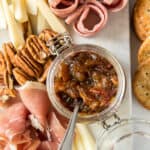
[134,0,150,41]
[138,36,150,64]
[133,58,150,109]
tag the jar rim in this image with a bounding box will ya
[46,44,126,123]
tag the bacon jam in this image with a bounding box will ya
[54,51,118,114]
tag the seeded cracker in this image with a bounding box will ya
[134,0,150,41]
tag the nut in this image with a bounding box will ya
[39,29,57,43]
[15,53,37,78]
[3,43,16,65]
[0,75,4,86]
[3,70,14,89]
[26,35,49,64]
[3,43,13,75]
[0,51,6,74]
[0,88,16,101]
[20,48,43,78]
[38,58,52,82]
[13,67,33,85]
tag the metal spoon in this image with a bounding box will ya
[59,104,80,150]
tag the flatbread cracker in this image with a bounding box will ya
[133,58,150,109]
[134,0,150,41]
[138,36,150,64]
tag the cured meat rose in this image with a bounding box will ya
[66,0,108,37]
[49,0,127,36]
[50,0,108,37]
[102,0,128,12]
[18,82,51,132]
[49,0,80,18]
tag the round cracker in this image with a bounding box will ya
[133,58,150,109]
[134,0,150,41]
[138,36,150,64]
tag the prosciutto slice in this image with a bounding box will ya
[48,112,66,143]
[0,102,33,150]
[37,141,59,150]
[0,102,28,141]
[37,112,67,150]
[102,0,128,12]
[18,82,51,135]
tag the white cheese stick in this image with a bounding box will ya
[72,130,77,150]
[37,0,67,33]
[75,128,85,150]
[2,0,25,49]
[76,124,96,150]
[26,0,38,15]
[12,0,28,23]
[0,1,7,30]
[37,10,50,34]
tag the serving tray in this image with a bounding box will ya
[0,3,131,149]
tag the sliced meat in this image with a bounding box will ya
[18,82,51,130]
[49,0,80,18]
[48,112,66,143]
[102,0,128,12]
[66,0,108,37]
[0,102,32,150]
[0,102,29,141]
[37,141,59,150]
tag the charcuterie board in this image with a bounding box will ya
[0,1,131,149]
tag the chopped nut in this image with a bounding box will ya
[39,29,57,43]
[3,71,14,89]
[0,74,4,85]
[3,43,16,65]
[38,58,52,82]
[0,88,16,102]
[15,54,36,77]
[13,67,33,85]
[0,51,6,74]
[20,48,43,78]
[26,35,49,64]
[3,43,12,74]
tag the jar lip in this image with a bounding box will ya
[46,44,126,122]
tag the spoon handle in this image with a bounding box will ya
[59,105,79,150]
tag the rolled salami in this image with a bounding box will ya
[66,0,108,37]
[102,0,128,12]
[49,0,80,18]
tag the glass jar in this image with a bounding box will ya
[46,42,125,122]
[97,119,150,150]
[45,33,150,150]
